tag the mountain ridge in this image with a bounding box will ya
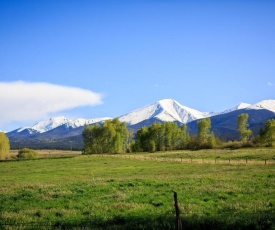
[6,98,275,149]
[8,98,275,135]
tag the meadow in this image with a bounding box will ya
[0,148,275,229]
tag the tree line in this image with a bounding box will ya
[82,114,275,154]
[1,114,274,157]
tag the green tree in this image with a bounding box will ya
[148,140,156,152]
[134,126,149,152]
[82,119,131,154]
[197,118,212,147]
[259,119,275,147]
[82,124,104,154]
[163,122,181,150]
[179,124,190,149]
[148,123,165,151]
[208,132,216,148]
[0,132,10,159]
[238,113,252,142]
[134,122,184,152]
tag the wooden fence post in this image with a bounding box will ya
[174,191,182,230]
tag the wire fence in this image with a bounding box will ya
[93,154,275,166]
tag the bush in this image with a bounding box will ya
[17,148,38,159]
[221,141,242,149]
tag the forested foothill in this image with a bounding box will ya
[82,115,275,154]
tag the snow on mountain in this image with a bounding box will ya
[17,117,112,134]
[9,99,275,135]
[119,99,210,125]
[17,116,69,133]
[247,100,275,113]
[65,117,112,128]
[214,103,251,116]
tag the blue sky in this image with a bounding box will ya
[0,0,275,131]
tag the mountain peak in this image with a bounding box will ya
[212,102,251,116]
[119,98,210,125]
[236,103,251,110]
[21,116,69,133]
[247,99,275,113]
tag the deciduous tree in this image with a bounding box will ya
[197,118,212,147]
[0,132,10,159]
[259,119,275,147]
[238,113,252,142]
[82,119,131,154]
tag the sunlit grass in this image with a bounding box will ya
[0,149,274,229]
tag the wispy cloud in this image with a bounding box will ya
[0,81,103,124]
[268,82,273,87]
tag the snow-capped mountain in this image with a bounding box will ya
[17,117,70,134]
[119,99,210,125]
[6,98,275,150]
[246,100,275,113]
[64,117,112,128]
[17,117,112,134]
[214,103,251,116]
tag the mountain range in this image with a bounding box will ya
[6,99,275,149]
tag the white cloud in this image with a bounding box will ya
[268,82,273,87]
[0,81,103,124]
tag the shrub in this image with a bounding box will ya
[221,141,242,149]
[17,148,38,159]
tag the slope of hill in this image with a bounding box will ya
[187,108,275,140]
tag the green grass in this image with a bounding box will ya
[140,148,275,160]
[0,149,275,229]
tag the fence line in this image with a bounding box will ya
[94,154,275,165]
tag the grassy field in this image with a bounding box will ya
[0,149,275,229]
